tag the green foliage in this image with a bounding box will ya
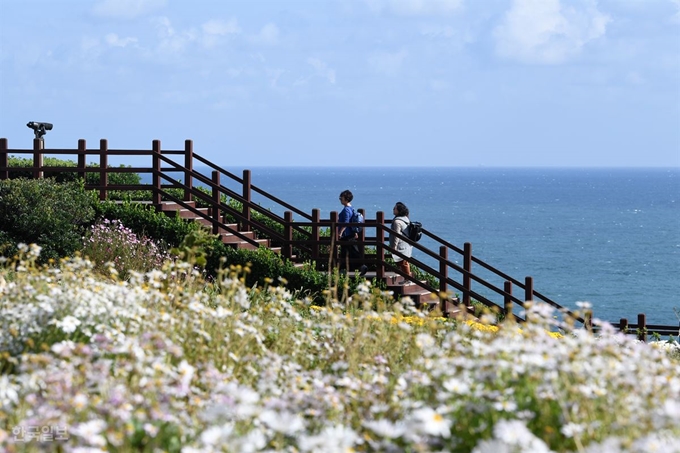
[7,156,80,182]
[83,162,141,186]
[0,178,95,262]
[93,200,200,248]
[0,230,15,259]
[170,228,218,268]
[7,156,141,187]
[205,242,352,304]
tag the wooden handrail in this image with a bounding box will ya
[1,137,677,339]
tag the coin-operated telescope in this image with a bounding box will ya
[26,121,53,140]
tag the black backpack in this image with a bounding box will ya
[350,208,364,234]
[406,221,422,242]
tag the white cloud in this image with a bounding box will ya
[368,49,408,76]
[105,33,138,48]
[365,0,463,16]
[494,0,610,64]
[153,16,196,55]
[92,0,167,20]
[267,68,285,89]
[308,58,336,84]
[672,0,680,23]
[201,19,241,47]
[202,19,241,36]
[252,23,280,46]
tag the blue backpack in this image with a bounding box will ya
[350,208,364,234]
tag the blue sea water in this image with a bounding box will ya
[178,166,680,326]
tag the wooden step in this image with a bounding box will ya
[194,217,239,229]
[155,202,272,253]
[220,231,257,243]
[223,238,270,250]
[162,208,210,219]
[158,201,197,211]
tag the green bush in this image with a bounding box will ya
[93,200,200,248]
[7,156,141,187]
[0,178,96,262]
[205,241,357,304]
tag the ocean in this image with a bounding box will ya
[167,166,680,326]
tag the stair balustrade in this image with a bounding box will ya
[2,137,678,339]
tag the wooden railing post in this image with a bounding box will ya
[330,211,339,268]
[33,138,43,179]
[184,140,193,202]
[463,242,472,306]
[152,140,161,206]
[284,211,293,259]
[242,170,251,232]
[376,211,385,280]
[211,171,220,234]
[525,276,534,302]
[504,281,513,318]
[585,311,593,332]
[99,139,108,201]
[312,209,320,265]
[77,139,86,181]
[439,246,448,294]
[439,245,450,315]
[0,138,8,180]
[638,313,647,342]
[619,318,629,334]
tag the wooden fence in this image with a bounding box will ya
[1,137,678,341]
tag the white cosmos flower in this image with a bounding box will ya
[472,439,514,453]
[415,333,436,350]
[493,400,518,412]
[490,419,551,452]
[234,288,250,309]
[58,315,82,333]
[71,419,107,447]
[363,418,407,439]
[561,422,585,438]
[298,424,359,452]
[0,375,19,408]
[631,432,680,452]
[200,423,234,446]
[259,409,304,435]
[407,407,452,438]
[443,377,471,395]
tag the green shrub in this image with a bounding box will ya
[0,178,96,262]
[7,156,141,187]
[205,241,356,304]
[93,200,200,248]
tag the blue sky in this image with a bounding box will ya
[0,0,678,167]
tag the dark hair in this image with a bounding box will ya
[339,190,353,202]
[394,201,409,217]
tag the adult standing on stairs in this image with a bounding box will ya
[390,201,413,284]
[337,189,368,275]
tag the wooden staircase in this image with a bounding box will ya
[160,200,461,316]
[352,270,464,317]
[158,201,274,251]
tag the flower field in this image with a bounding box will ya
[1,245,679,452]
